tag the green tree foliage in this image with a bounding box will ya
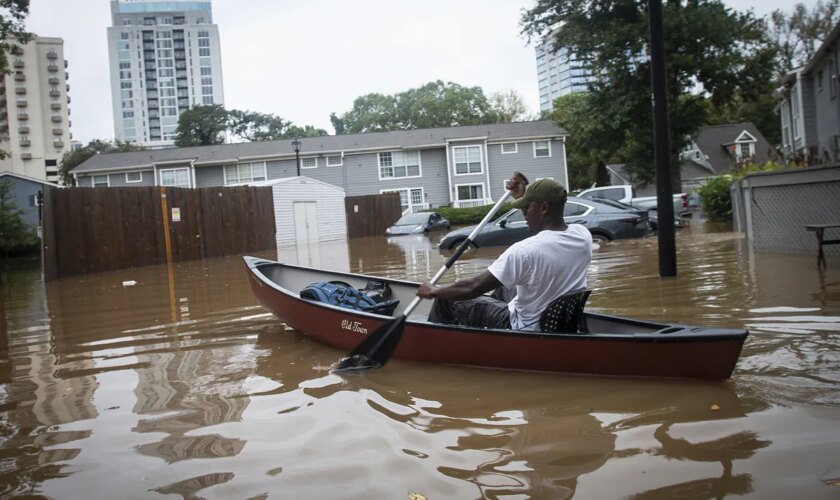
[175,104,229,147]
[0,178,39,259]
[59,139,144,186]
[769,0,839,76]
[696,175,733,222]
[490,89,534,123]
[522,0,777,189]
[0,0,31,75]
[431,202,513,225]
[332,81,501,134]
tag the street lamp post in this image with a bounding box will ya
[291,138,302,176]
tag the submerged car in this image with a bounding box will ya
[385,212,451,236]
[438,196,650,249]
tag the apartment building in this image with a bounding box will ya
[0,36,72,184]
[536,42,596,113]
[107,0,224,148]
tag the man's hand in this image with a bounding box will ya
[505,171,528,200]
[417,281,437,299]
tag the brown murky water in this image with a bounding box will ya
[1,224,839,499]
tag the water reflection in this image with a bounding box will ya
[0,225,837,498]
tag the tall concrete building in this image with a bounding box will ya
[107,0,224,148]
[0,37,72,184]
[536,43,596,113]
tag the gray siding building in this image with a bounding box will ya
[0,171,59,231]
[778,21,840,163]
[71,121,569,212]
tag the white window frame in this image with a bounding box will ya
[378,150,422,180]
[301,157,318,169]
[452,145,484,175]
[158,167,191,188]
[125,171,143,183]
[533,140,552,158]
[92,174,109,188]
[223,162,266,185]
[454,183,486,208]
[325,154,343,167]
[501,142,518,154]
[380,187,426,213]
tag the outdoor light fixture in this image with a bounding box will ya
[291,138,302,176]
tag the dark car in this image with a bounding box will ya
[438,196,650,249]
[385,212,451,236]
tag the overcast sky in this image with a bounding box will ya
[27,0,806,145]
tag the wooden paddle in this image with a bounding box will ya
[333,189,517,373]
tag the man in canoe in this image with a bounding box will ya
[417,172,592,331]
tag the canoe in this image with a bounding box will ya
[244,256,748,380]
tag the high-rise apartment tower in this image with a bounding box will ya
[0,37,72,183]
[107,0,224,148]
[536,43,596,113]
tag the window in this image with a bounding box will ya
[564,202,591,217]
[301,157,317,169]
[224,162,266,185]
[120,32,129,40]
[453,145,483,174]
[125,171,143,183]
[159,168,190,187]
[382,187,424,213]
[199,47,210,57]
[200,67,211,76]
[534,140,551,157]
[456,184,485,204]
[326,154,342,167]
[93,175,109,187]
[831,58,837,99]
[378,150,420,179]
[501,143,518,154]
[581,187,625,201]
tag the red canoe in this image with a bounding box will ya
[244,256,748,380]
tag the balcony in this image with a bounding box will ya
[49,90,60,97]
[20,139,30,147]
[21,153,32,160]
[66,84,70,92]
[13,60,23,69]
[18,126,29,134]
[14,73,25,81]
[47,64,58,72]
[14,87,26,95]
[53,140,64,148]
[17,112,28,120]
[52,128,63,136]
[454,199,490,209]
[47,51,58,59]
[48,76,59,85]
[16,99,27,107]
[51,115,62,123]
[66,95,71,103]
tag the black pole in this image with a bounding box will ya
[295,151,301,176]
[648,0,676,277]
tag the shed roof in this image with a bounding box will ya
[73,120,568,174]
[0,171,61,187]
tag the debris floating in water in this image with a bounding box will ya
[122,280,137,287]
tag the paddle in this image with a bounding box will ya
[333,188,518,373]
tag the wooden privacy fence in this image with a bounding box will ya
[42,186,276,279]
[344,193,401,238]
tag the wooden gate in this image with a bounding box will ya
[41,186,276,279]
[344,193,401,238]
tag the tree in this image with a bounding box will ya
[769,0,839,77]
[332,81,502,134]
[0,1,31,75]
[490,89,533,123]
[59,139,144,186]
[522,0,777,189]
[174,104,228,147]
[0,178,38,259]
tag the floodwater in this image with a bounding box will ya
[1,224,839,499]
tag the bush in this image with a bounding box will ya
[430,202,513,225]
[696,175,733,222]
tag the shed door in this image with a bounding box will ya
[294,201,319,243]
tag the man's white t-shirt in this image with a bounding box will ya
[487,224,592,331]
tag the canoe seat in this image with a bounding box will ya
[539,289,591,334]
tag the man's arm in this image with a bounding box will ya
[417,271,502,301]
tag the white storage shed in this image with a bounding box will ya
[251,176,348,246]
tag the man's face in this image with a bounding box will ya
[521,201,547,233]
